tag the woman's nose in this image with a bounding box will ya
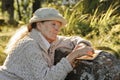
[54,26,60,31]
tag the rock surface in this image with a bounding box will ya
[54,50,120,80]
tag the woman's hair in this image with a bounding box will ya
[5,21,47,54]
[28,22,36,32]
[4,24,36,54]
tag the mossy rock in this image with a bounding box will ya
[55,50,120,80]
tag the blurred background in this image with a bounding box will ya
[0,0,120,65]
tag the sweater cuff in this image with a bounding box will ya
[78,40,92,47]
[60,58,73,73]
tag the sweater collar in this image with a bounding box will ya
[38,30,50,50]
[29,29,49,53]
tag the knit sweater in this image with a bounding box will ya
[0,29,91,80]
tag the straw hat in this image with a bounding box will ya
[29,7,67,26]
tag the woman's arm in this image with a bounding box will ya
[55,36,92,53]
[2,40,73,80]
[24,41,73,80]
[55,36,94,67]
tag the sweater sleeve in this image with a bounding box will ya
[54,36,92,53]
[24,41,73,80]
[57,36,91,46]
[2,40,73,80]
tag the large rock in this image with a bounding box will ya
[54,50,120,80]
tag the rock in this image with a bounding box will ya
[54,50,120,80]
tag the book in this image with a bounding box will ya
[76,50,102,60]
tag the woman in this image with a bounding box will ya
[0,7,94,80]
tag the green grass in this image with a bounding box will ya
[45,1,120,58]
[0,25,17,65]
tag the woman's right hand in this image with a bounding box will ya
[66,43,94,67]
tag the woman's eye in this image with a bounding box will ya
[52,23,56,26]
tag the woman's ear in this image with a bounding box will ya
[36,22,41,29]
[36,22,40,27]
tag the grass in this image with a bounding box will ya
[46,1,120,58]
[0,25,17,65]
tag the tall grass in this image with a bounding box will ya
[0,26,17,65]
[46,1,120,57]
[87,2,120,57]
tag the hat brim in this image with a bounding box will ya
[29,16,67,27]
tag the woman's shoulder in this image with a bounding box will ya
[16,36,36,49]
[7,36,35,54]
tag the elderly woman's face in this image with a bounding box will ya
[36,20,62,43]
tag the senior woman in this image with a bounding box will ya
[0,7,94,80]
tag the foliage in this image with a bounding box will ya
[14,0,33,23]
[87,2,120,57]
[0,25,18,65]
[45,0,120,58]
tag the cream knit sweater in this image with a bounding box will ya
[0,29,91,80]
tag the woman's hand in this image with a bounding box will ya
[66,43,94,67]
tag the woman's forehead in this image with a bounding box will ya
[42,20,62,25]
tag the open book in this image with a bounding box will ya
[76,50,102,60]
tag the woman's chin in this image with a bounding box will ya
[48,37,57,43]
